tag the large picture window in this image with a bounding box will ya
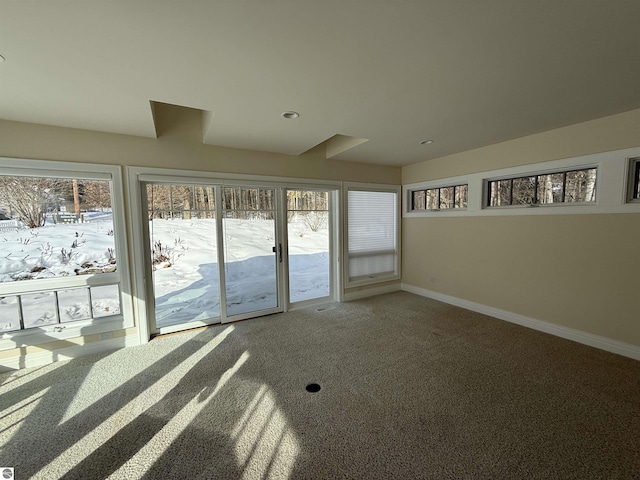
[0,159,131,336]
[345,186,399,285]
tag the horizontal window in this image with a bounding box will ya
[487,168,596,207]
[411,184,468,211]
[629,157,640,201]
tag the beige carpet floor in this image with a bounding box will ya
[1,291,639,479]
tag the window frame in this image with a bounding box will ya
[410,183,469,212]
[343,182,401,288]
[485,166,598,208]
[403,174,472,218]
[0,157,134,349]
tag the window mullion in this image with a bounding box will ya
[54,291,61,325]
[509,179,514,205]
[17,295,25,330]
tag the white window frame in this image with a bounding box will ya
[408,182,469,212]
[483,166,598,210]
[403,146,640,218]
[343,182,401,288]
[0,157,134,350]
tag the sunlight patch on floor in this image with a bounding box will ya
[31,326,235,479]
[108,350,250,478]
[233,385,300,479]
[0,390,48,444]
[0,365,51,387]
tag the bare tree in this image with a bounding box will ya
[302,211,328,231]
[0,176,63,228]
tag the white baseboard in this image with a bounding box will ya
[343,283,401,302]
[401,284,640,361]
[0,334,141,372]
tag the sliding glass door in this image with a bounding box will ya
[142,180,335,334]
[222,187,280,318]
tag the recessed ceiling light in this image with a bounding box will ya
[281,111,300,119]
[420,139,434,145]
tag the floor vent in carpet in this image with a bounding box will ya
[306,383,321,393]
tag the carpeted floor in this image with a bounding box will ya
[1,291,639,479]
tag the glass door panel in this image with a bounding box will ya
[222,187,279,317]
[147,183,220,329]
[286,190,330,303]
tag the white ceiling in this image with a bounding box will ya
[2,1,640,166]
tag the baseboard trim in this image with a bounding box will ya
[401,284,640,361]
[344,283,401,302]
[0,334,141,372]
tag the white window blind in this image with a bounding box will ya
[347,189,398,282]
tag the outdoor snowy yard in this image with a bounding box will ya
[151,215,329,326]
[0,213,120,330]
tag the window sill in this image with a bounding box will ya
[346,272,400,289]
[0,315,133,350]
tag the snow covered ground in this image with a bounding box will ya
[1,213,330,331]
[0,212,117,282]
[151,215,329,327]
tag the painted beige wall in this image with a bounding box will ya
[402,108,640,347]
[403,215,640,345]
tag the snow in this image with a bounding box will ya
[1,213,330,331]
[0,212,117,282]
[151,215,329,327]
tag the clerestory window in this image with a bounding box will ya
[411,184,468,211]
[487,167,597,207]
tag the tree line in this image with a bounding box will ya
[147,185,328,220]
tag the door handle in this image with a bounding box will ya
[272,243,282,263]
